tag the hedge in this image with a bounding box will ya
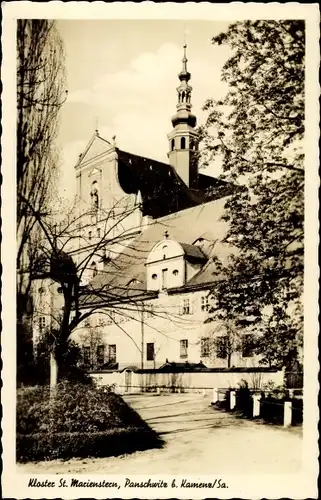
[17,427,162,462]
[17,383,163,462]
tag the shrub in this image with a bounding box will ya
[17,428,162,462]
[235,380,253,418]
[17,382,163,461]
[260,395,284,425]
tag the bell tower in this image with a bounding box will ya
[167,44,199,188]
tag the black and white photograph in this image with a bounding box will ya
[1,2,319,498]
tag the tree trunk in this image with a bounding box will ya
[50,351,58,391]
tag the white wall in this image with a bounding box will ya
[90,369,284,393]
[73,289,262,370]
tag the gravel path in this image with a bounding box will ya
[17,393,302,474]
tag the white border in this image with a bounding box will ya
[2,2,319,498]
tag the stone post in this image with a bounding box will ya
[252,394,261,417]
[284,401,292,427]
[212,388,218,404]
[229,390,236,410]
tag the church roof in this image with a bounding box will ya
[116,149,237,219]
[79,196,236,308]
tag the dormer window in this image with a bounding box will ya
[146,239,206,292]
[91,261,98,278]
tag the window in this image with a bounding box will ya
[171,139,175,151]
[96,345,105,366]
[91,261,98,278]
[108,344,116,363]
[201,296,210,312]
[146,342,155,361]
[216,336,228,359]
[180,339,188,359]
[180,137,186,149]
[201,337,210,357]
[38,316,46,332]
[57,286,63,294]
[182,298,190,315]
[91,181,99,209]
[97,228,101,238]
[88,231,92,240]
[152,273,157,280]
[83,346,91,366]
[162,245,168,259]
[173,269,179,276]
[161,269,168,289]
[242,334,255,358]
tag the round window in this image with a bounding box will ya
[152,273,157,280]
[173,270,179,276]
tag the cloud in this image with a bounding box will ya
[61,40,231,192]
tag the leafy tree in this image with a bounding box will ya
[200,20,304,368]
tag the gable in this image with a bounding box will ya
[76,133,112,167]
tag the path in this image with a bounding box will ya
[18,393,302,474]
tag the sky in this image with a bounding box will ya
[56,20,233,197]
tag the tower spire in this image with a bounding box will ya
[179,43,191,83]
[167,42,199,188]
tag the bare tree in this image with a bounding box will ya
[16,20,67,385]
[30,195,200,389]
[31,197,150,388]
[17,20,66,304]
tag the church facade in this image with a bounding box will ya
[33,45,260,371]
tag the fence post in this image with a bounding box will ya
[229,390,236,410]
[284,401,292,427]
[212,388,218,404]
[157,387,161,395]
[252,394,261,417]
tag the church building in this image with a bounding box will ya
[66,44,260,372]
[33,45,259,374]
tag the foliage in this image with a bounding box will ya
[34,330,91,385]
[200,20,304,368]
[17,428,161,462]
[16,382,163,461]
[235,379,253,417]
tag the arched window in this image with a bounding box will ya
[91,261,98,278]
[171,139,175,151]
[162,245,168,259]
[181,91,185,102]
[90,181,99,209]
[180,137,186,150]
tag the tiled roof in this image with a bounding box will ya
[79,196,236,308]
[116,149,237,219]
